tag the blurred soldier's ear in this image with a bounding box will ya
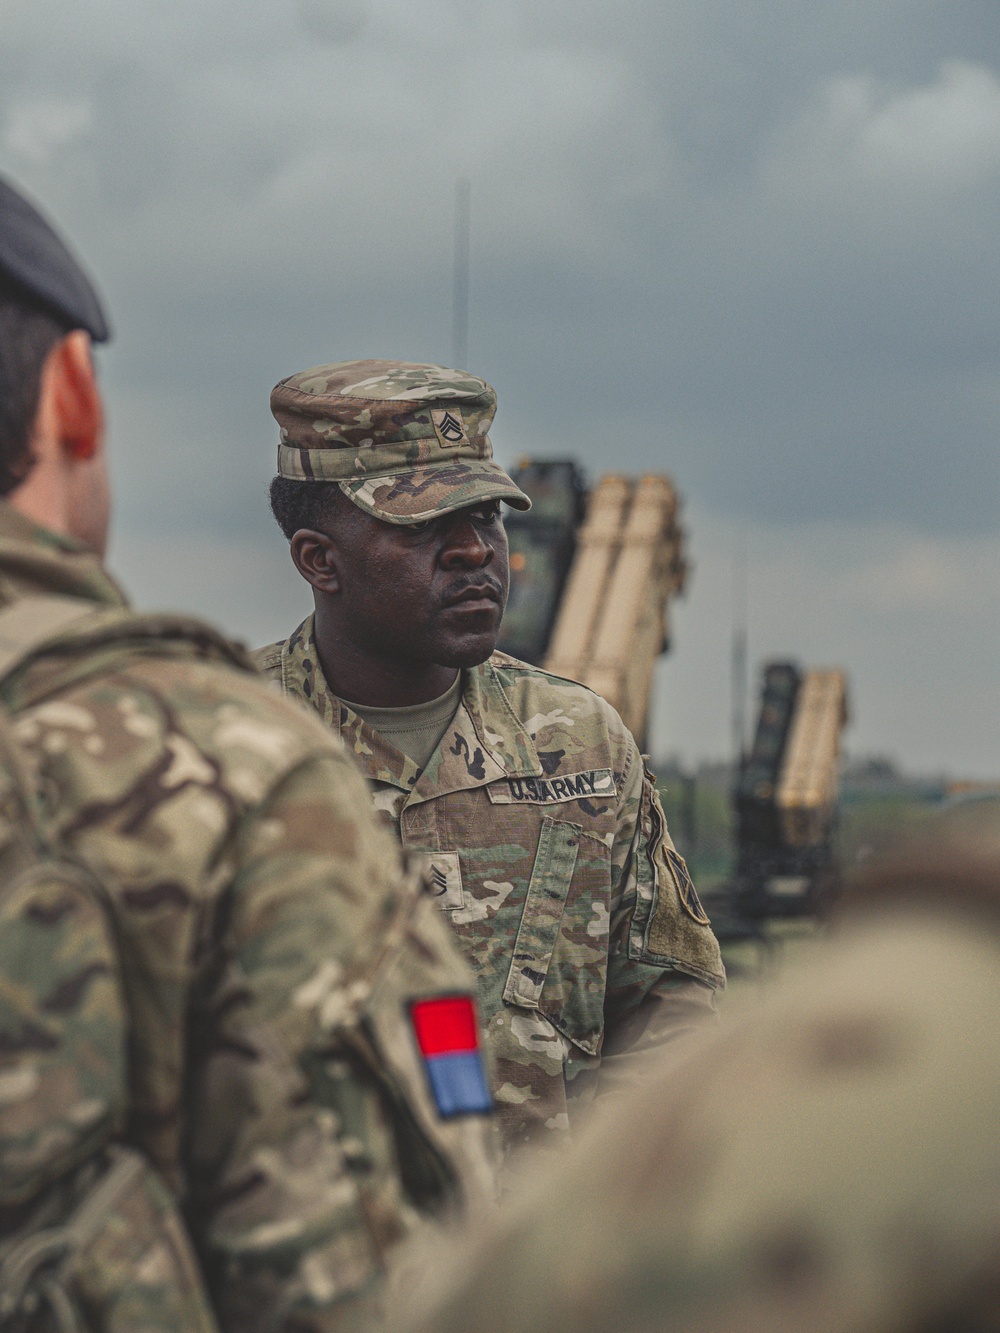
[46,330,103,461]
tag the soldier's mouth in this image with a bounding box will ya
[442,580,503,609]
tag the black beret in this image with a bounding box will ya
[0,176,111,343]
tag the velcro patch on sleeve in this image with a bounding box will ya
[487,769,614,805]
[630,765,726,987]
[409,994,492,1118]
[663,846,711,925]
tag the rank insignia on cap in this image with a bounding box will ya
[431,407,468,448]
[409,994,492,1117]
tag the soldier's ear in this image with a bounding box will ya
[289,529,342,595]
[49,331,104,462]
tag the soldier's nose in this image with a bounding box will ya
[440,525,493,568]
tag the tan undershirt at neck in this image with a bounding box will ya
[346,672,464,771]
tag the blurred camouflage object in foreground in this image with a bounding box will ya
[395,820,1000,1333]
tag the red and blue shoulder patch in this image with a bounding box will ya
[409,994,492,1118]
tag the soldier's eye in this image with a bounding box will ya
[407,519,434,533]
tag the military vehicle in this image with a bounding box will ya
[498,466,848,941]
[702,660,849,984]
[732,661,849,918]
[496,459,587,666]
[497,459,688,748]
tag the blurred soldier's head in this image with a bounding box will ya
[0,178,111,555]
[268,361,530,672]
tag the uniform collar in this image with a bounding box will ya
[279,614,543,799]
[0,502,129,609]
[459,652,543,780]
[275,615,419,787]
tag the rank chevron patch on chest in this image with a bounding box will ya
[411,850,465,911]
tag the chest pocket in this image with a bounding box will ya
[501,811,617,1063]
[503,818,580,1010]
[502,816,614,1056]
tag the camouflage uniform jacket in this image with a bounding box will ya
[0,505,496,1332]
[256,616,725,1158]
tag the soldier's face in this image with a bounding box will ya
[312,498,510,669]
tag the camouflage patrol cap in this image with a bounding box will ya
[271,359,531,525]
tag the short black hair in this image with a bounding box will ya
[0,281,70,495]
[269,475,356,540]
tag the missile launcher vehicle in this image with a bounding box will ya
[494,459,587,667]
[703,660,850,985]
[497,459,688,748]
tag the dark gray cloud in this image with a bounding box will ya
[1,0,997,771]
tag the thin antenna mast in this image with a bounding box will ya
[731,525,749,767]
[452,178,470,369]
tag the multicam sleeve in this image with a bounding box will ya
[600,743,725,1095]
[185,749,494,1333]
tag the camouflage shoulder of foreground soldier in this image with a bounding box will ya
[0,635,221,1331]
[5,619,496,1331]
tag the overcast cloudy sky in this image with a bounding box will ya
[1,0,998,774]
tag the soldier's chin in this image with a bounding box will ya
[434,628,501,669]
